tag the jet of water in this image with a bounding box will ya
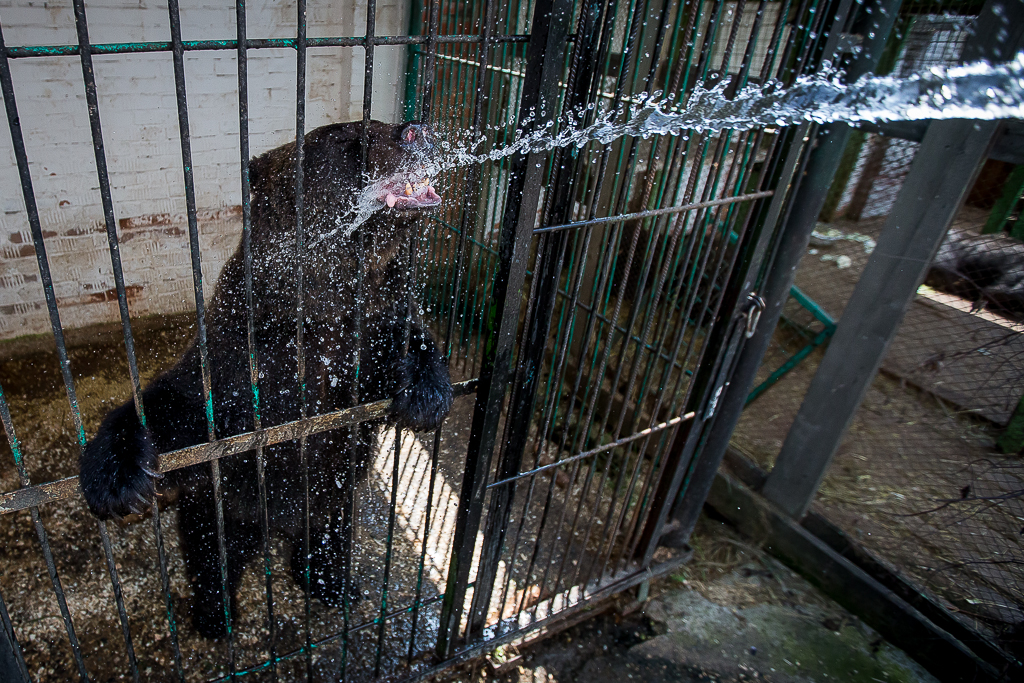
[319,51,1024,245]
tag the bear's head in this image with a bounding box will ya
[248,120,441,257]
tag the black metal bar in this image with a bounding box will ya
[97,523,140,683]
[511,0,703,612]
[0,17,92,680]
[165,3,237,675]
[551,0,702,598]
[70,0,144,430]
[530,0,680,605]
[467,0,595,617]
[436,0,572,657]
[0,581,29,683]
[151,503,185,682]
[71,3,152,673]
[672,0,906,545]
[374,428,403,676]
[420,0,442,120]
[234,0,276,678]
[291,1,312,679]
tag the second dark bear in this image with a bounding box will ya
[78,120,453,638]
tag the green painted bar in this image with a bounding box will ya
[998,393,1024,453]
[982,164,1024,234]
[3,34,524,59]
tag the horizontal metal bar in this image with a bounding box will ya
[408,548,694,683]
[2,34,528,58]
[534,190,775,234]
[487,411,695,490]
[0,379,477,516]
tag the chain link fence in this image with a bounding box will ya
[732,8,1024,662]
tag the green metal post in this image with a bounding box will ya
[982,164,1024,235]
[998,394,1024,453]
[404,0,424,121]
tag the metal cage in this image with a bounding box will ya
[0,0,861,680]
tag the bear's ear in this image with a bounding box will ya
[248,152,271,194]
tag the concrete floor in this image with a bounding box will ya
[440,516,937,683]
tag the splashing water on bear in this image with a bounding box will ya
[315,51,1024,246]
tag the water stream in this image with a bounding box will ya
[319,52,1024,244]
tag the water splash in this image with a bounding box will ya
[319,52,1024,245]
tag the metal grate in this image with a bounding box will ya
[0,0,854,681]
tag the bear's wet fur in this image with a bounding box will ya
[79,120,453,639]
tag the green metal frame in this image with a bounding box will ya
[982,163,1024,238]
[998,394,1024,453]
[746,285,837,403]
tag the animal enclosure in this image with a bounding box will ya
[734,2,1024,670]
[0,0,973,682]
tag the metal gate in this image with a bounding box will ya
[0,0,859,680]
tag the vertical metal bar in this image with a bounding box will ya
[151,504,185,682]
[69,0,145,422]
[292,1,312,680]
[510,1,697,606]
[69,3,151,673]
[765,118,1000,517]
[0,581,29,683]
[234,1,275,679]
[97,524,140,683]
[420,0,441,121]
[164,4,237,676]
[468,0,603,632]
[0,23,94,683]
[0,381,87,681]
[436,0,572,658]
[403,0,424,120]
[374,428,403,676]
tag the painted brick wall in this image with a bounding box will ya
[0,0,410,340]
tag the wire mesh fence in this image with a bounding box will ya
[733,3,1024,661]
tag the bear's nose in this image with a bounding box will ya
[399,122,433,151]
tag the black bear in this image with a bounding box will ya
[78,120,453,638]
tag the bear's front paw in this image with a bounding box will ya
[388,355,453,432]
[79,402,160,520]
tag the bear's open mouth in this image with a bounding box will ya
[379,175,441,210]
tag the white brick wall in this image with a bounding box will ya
[0,0,410,340]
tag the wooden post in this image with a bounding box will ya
[762,119,1000,518]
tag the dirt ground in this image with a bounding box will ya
[731,213,1024,655]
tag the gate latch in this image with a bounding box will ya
[745,293,765,338]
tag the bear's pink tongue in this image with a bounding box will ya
[382,182,441,209]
